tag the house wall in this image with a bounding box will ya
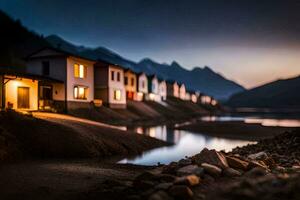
[5,77,38,110]
[151,78,159,94]
[94,66,109,103]
[66,56,94,103]
[158,81,167,101]
[185,92,191,101]
[108,65,126,106]
[137,73,148,94]
[179,84,186,100]
[174,83,179,98]
[27,56,67,82]
[191,94,197,103]
[124,70,137,100]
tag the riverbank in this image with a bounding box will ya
[68,98,211,126]
[0,111,168,162]
[175,120,298,141]
[72,130,299,200]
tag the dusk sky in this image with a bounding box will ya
[1,0,300,88]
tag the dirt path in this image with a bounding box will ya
[32,112,126,130]
[0,160,150,200]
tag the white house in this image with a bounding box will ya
[158,79,167,101]
[26,47,95,112]
[146,75,161,102]
[179,83,186,100]
[136,72,148,101]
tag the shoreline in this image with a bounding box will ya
[175,120,299,141]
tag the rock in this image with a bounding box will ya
[177,165,204,177]
[178,158,192,166]
[201,163,222,177]
[193,148,228,169]
[174,175,200,186]
[248,151,268,160]
[162,162,178,175]
[203,174,215,182]
[263,156,276,169]
[226,156,249,171]
[223,167,242,177]
[135,171,158,182]
[149,190,172,200]
[154,183,173,190]
[244,167,268,178]
[158,174,177,183]
[133,172,158,189]
[169,185,193,199]
[247,160,269,171]
[273,166,286,173]
[292,165,300,171]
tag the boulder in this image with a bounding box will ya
[244,167,268,178]
[177,165,204,177]
[201,163,222,177]
[248,151,268,160]
[194,148,228,169]
[169,185,194,199]
[223,167,242,177]
[174,175,200,186]
[193,148,228,169]
[226,156,249,171]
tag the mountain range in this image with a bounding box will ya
[46,35,245,100]
[226,75,300,108]
[0,10,245,100]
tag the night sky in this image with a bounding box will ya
[1,0,300,88]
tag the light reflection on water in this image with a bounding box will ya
[120,116,300,166]
[120,126,254,166]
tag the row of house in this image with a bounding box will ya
[0,46,217,112]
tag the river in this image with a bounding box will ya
[119,116,300,166]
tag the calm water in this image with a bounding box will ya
[119,126,254,165]
[119,116,300,166]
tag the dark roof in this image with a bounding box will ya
[0,68,63,83]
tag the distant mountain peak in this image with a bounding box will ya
[171,61,182,68]
[139,58,156,64]
[44,34,244,100]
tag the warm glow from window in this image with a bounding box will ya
[114,90,121,100]
[74,86,87,99]
[74,64,86,78]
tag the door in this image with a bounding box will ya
[18,87,30,109]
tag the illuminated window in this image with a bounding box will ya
[114,90,121,101]
[131,78,134,86]
[74,86,87,99]
[74,64,86,78]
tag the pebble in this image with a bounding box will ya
[201,163,222,177]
